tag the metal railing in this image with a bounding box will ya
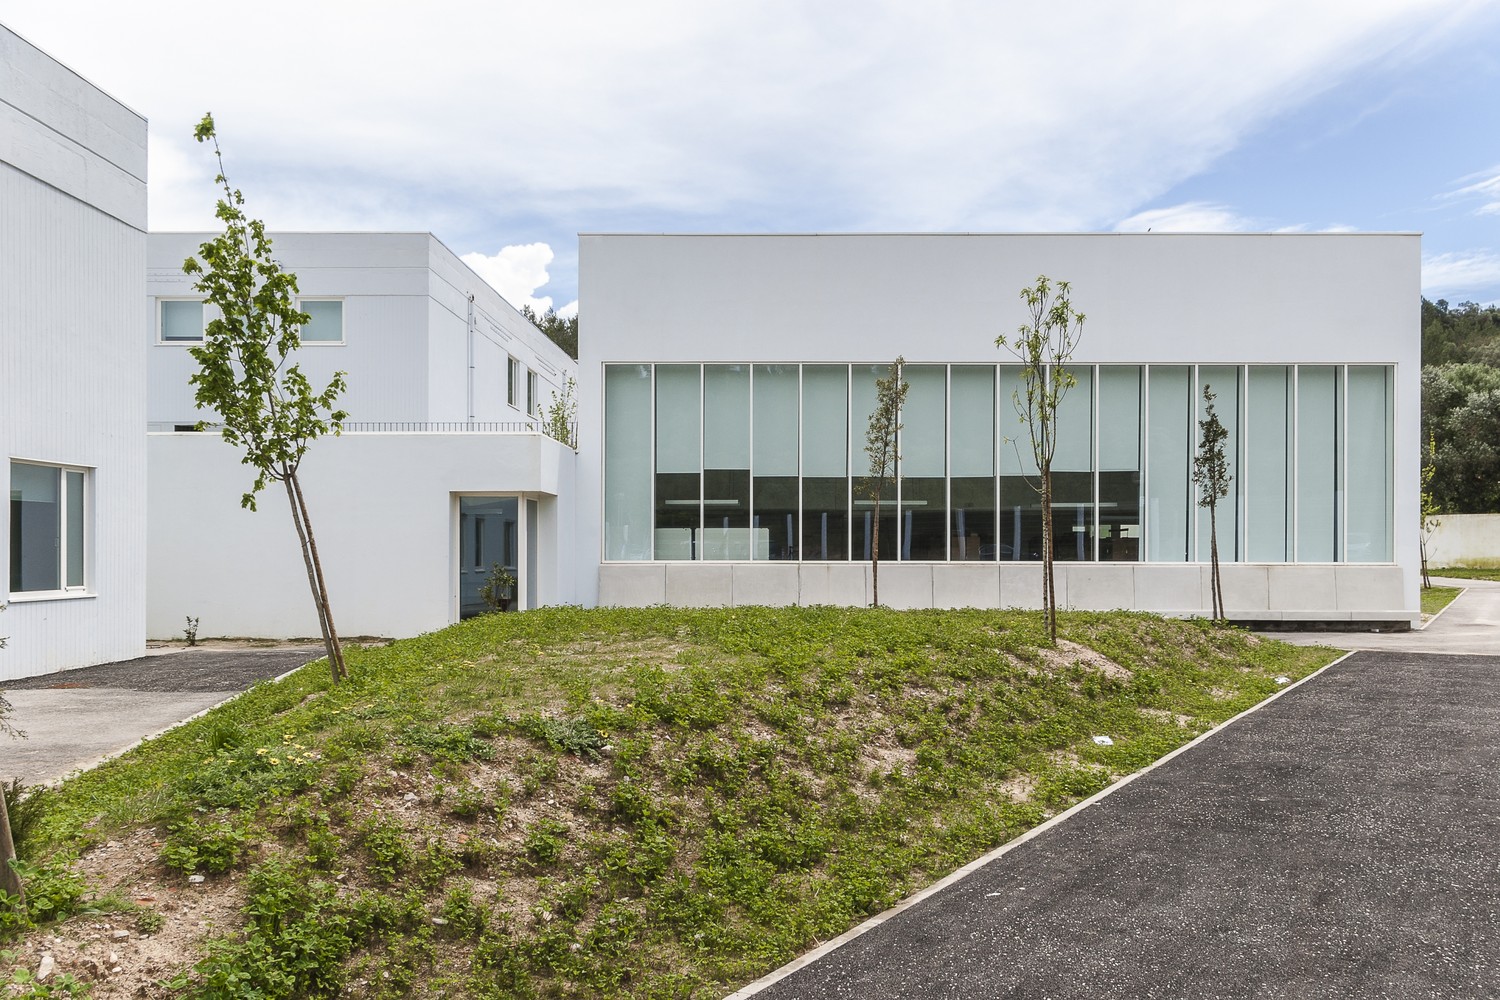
[149,420,543,434]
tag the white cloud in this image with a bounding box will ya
[1422,250,1500,297]
[462,243,563,316]
[1115,202,1256,232]
[3,0,1483,237]
[1444,166,1500,216]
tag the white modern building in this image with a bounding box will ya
[145,233,579,640]
[2,25,148,680]
[576,233,1420,627]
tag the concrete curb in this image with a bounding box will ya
[721,648,1358,1000]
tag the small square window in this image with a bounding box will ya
[299,300,343,343]
[160,300,205,343]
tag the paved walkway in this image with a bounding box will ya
[2,645,319,785]
[1265,576,1500,656]
[738,582,1500,999]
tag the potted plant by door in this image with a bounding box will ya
[479,564,519,613]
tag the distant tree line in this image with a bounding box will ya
[522,305,578,360]
[1422,297,1500,513]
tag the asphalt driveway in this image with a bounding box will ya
[741,648,1500,1000]
[2,645,320,785]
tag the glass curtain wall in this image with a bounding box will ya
[1098,366,1142,561]
[1296,366,1342,561]
[1052,366,1094,561]
[1245,366,1292,561]
[702,365,751,559]
[950,366,996,559]
[752,365,799,559]
[1195,366,1241,562]
[601,362,1396,567]
[603,365,652,561]
[654,365,701,559]
[802,365,848,560]
[900,365,947,560]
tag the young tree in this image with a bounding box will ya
[1419,434,1441,589]
[543,377,579,450]
[1192,386,1232,622]
[0,606,21,909]
[184,114,350,683]
[999,277,1083,643]
[863,357,909,607]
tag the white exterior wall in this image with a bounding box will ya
[577,233,1421,623]
[1,26,147,679]
[147,432,577,639]
[147,233,572,427]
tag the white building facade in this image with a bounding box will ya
[146,233,579,639]
[2,25,148,679]
[577,234,1420,627]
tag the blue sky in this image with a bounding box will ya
[5,1,1499,314]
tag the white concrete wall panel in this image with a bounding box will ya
[147,433,574,640]
[2,27,147,679]
[1425,514,1500,568]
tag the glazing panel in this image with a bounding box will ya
[1098,366,1142,562]
[801,477,848,560]
[10,462,60,593]
[655,365,701,475]
[66,469,84,587]
[753,365,799,477]
[901,477,947,560]
[950,477,997,560]
[950,366,995,478]
[1195,366,1240,562]
[902,365,946,478]
[603,365,653,561]
[1296,366,1341,562]
[1346,366,1393,562]
[458,496,518,619]
[1147,366,1191,562]
[1246,366,1292,562]
[703,365,750,557]
[802,365,848,479]
[753,476,798,560]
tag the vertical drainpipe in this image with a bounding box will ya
[466,293,476,424]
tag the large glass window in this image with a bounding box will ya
[9,461,87,594]
[900,365,947,559]
[852,364,897,560]
[159,300,205,343]
[1297,366,1342,561]
[1346,366,1393,562]
[603,365,653,560]
[1195,366,1240,562]
[752,364,799,559]
[298,299,343,343]
[1052,365,1094,561]
[655,365,701,560]
[702,365,751,559]
[1245,366,1292,562]
[801,365,848,560]
[1147,366,1191,562]
[998,365,1042,560]
[950,365,996,560]
[1098,366,1142,561]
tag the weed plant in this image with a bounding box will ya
[9,607,1335,998]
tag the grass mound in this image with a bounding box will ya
[4,607,1336,998]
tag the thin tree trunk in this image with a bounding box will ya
[1209,503,1223,622]
[1042,469,1056,643]
[291,473,346,680]
[871,486,881,608]
[0,790,23,909]
[283,477,342,683]
[1420,535,1432,589]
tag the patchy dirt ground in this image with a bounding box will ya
[2,830,242,998]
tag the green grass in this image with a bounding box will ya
[1421,586,1464,615]
[7,607,1339,999]
[1431,566,1500,582]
